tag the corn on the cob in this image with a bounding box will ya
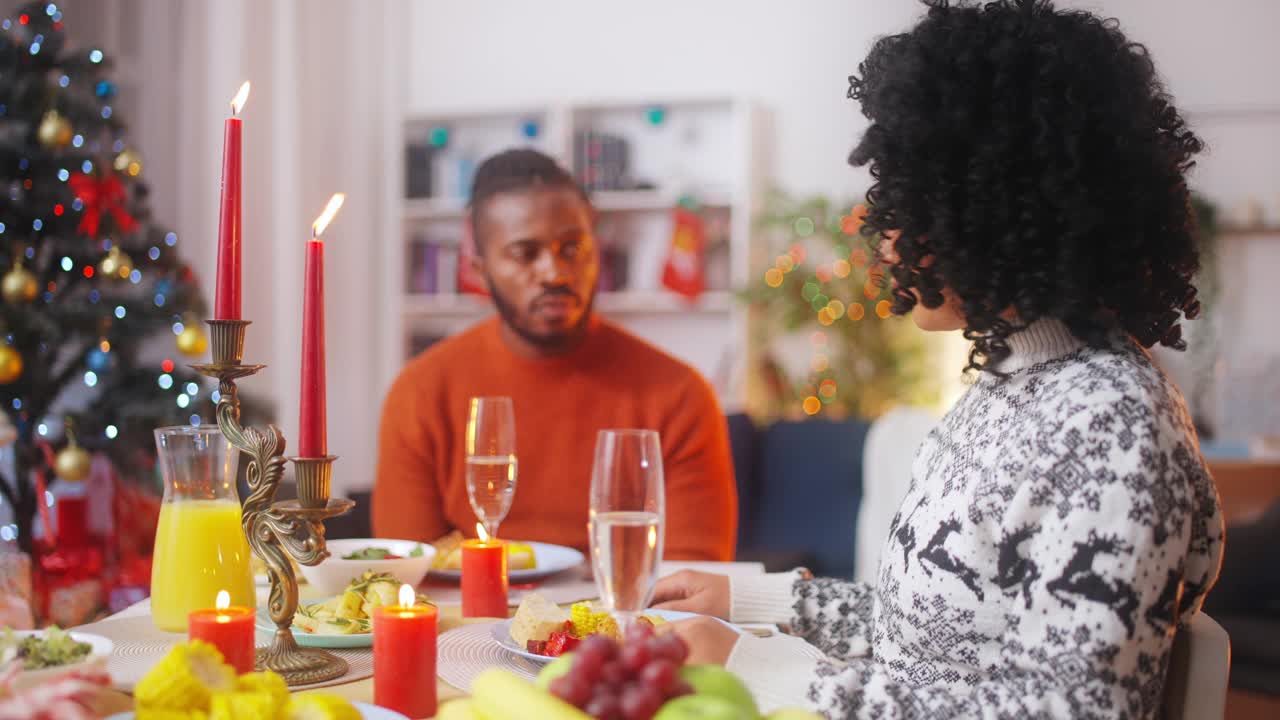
[282,693,362,720]
[134,641,236,711]
[209,691,276,720]
[235,671,289,708]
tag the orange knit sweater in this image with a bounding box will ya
[372,317,737,561]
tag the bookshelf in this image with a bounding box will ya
[384,99,765,409]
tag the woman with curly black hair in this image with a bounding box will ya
[649,1,1224,717]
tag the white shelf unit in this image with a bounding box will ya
[384,99,765,409]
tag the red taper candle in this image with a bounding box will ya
[461,525,508,618]
[298,194,344,458]
[373,584,438,718]
[188,590,255,674]
[213,82,250,321]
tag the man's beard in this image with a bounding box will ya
[487,280,595,352]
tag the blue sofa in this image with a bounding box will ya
[728,414,869,578]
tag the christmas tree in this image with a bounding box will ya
[746,192,938,419]
[0,2,214,556]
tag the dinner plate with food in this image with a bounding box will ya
[258,571,430,648]
[491,594,741,664]
[428,531,585,583]
[0,626,113,689]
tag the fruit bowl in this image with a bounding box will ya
[492,609,741,663]
[299,538,435,595]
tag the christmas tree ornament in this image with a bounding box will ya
[85,343,115,373]
[98,245,133,279]
[54,427,91,482]
[2,259,39,304]
[112,149,142,177]
[176,323,208,357]
[37,110,73,149]
[10,2,67,58]
[68,172,137,237]
[0,344,23,384]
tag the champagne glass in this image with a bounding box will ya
[589,429,664,629]
[465,396,517,539]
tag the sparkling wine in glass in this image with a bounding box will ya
[589,429,664,629]
[465,396,517,539]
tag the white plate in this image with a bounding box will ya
[107,701,407,719]
[428,541,584,583]
[3,630,113,689]
[490,609,741,664]
[256,601,372,649]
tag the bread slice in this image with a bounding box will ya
[509,593,569,648]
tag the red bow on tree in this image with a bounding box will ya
[68,172,137,237]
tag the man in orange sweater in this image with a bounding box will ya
[373,149,737,561]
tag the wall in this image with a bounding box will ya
[68,0,1279,495]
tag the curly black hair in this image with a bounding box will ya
[848,0,1204,373]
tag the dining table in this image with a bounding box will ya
[81,560,768,720]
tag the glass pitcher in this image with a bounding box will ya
[150,425,255,632]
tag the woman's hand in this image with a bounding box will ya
[657,617,740,666]
[649,570,731,619]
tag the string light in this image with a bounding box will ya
[157,374,173,390]
[60,257,72,271]
[37,423,48,436]
[802,396,821,415]
[164,232,177,246]
[764,268,783,288]
[171,322,184,335]
[211,390,221,403]
[833,260,851,278]
[775,255,795,273]
[793,217,815,237]
[31,219,42,231]
[114,305,126,318]
[56,169,69,182]
[875,300,892,319]
[57,75,69,88]
[161,359,174,372]
[154,294,165,307]
[83,371,97,387]
[105,425,118,439]
[89,49,103,63]
[11,399,21,410]
[147,247,160,260]
[849,303,866,321]
[129,270,141,283]
[189,414,201,426]
[176,394,189,408]
[185,382,199,395]
[71,134,83,148]
[81,160,92,173]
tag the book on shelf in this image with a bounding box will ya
[405,143,436,199]
[573,130,632,192]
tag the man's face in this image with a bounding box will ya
[473,187,599,351]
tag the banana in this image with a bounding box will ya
[436,698,484,720]
[471,669,591,720]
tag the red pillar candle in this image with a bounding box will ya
[461,536,508,618]
[373,584,438,719]
[298,194,344,458]
[213,82,250,321]
[188,590,255,674]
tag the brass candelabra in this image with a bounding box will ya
[192,319,353,686]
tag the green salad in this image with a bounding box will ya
[0,626,92,670]
[341,544,425,560]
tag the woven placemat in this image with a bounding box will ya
[76,615,374,692]
[437,622,542,693]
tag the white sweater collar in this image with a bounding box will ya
[998,318,1084,372]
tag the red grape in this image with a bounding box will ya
[649,634,689,664]
[584,692,622,720]
[619,684,664,720]
[670,679,695,698]
[625,622,656,645]
[549,674,593,708]
[578,634,619,665]
[619,642,651,674]
[639,659,677,693]
[600,660,628,687]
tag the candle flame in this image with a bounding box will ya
[312,193,346,237]
[398,583,415,608]
[476,523,490,542]
[230,81,251,116]
[216,590,230,611]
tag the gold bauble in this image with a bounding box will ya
[2,264,38,304]
[54,440,91,482]
[98,246,133,280]
[0,345,22,384]
[177,323,208,357]
[112,149,143,177]
[37,110,73,148]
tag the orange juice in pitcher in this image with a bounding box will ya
[150,426,254,632]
